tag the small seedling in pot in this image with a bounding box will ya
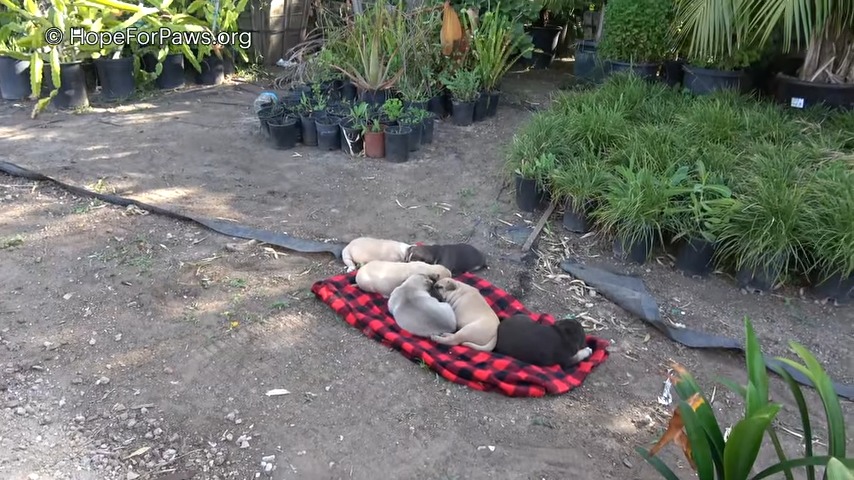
[382,98,404,122]
[369,119,382,133]
[350,102,371,132]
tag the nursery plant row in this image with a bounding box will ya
[507,73,854,303]
[255,77,501,162]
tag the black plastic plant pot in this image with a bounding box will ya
[0,56,32,100]
[451,100,475,126]
[736,256,786,293]
[94,57,135,101]
[428,94,447,118]
[154,53,185,89]
[359,88,389,107]
[683,65,751,95]
[341,81,357,102]
[257,106,274,136]
[608,61,660,81]
[300,113,319,146]
[421,113,436,144]
[196,54,225,86]
[775,73,854,111]
[340,122,364,155]
[384,125,412,163]
[514,175,544,213]
[268,116,299,150]
[663,59,685,87]
[473,92,489,122]
[613,234,653,265]
[44,62,89,110]
[401,121,422,152]
[674,237,716,277]
[315,117,341,151]
[562,198,595,234]
[532,51,556,70]
[528,25,563,55]
[573,40,603,84]
[485,91,500,117]
[811,271,854,304]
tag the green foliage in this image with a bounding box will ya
[382,98,405,122]
[507,72,854,287]
[471,3,533,92]
[441,67,482,102]
[638,316,853,480]
[597,0,677,63]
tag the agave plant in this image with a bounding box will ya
[332,1,403,92]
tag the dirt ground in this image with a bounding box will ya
[1,62,852,480]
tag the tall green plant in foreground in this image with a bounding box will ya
[470,3,532,93]
[638,317,853,480]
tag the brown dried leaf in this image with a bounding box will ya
[647,392,705,470]
[440,1,462,56]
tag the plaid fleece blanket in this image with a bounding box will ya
[311,272,610,397]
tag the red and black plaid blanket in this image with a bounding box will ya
[311,271,610,397]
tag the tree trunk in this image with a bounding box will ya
[800,18,854,84]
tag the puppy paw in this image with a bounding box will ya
[345,266,356,273]
[577,347,593,361]
[430,333,452,342]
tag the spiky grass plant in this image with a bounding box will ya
[803,161,854,283]
[713,147,814,283]
[504,110,574,176]
[550,147,613,206]
[593,159,692,255]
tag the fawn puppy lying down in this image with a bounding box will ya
[429,278,500,352]
[342,237,411,272]
[388,273,457,338]
[355,260,452,297]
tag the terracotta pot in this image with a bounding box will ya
[364,131,385,158]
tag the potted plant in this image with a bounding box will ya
[315,106,342,151]
[550,149,612,234]
[267,113,300,150]
[471,4,532,119]
[594,163,691,265]
[714,153,811,293]
[184,0,249,84]
[398,65,432,111]
[803,162,854,303]
[597,0,676,80]
[441,67,481,126]
[364,118,385,158]
[298,86,328,147]
[332,1,402,107]
[511,152,556,213]
[0,7,32,100]
[398,107,424,152]
[677,0,854,108]
[526,7,564,69]
[380,97,404,126]
[665,161,735,277]
[384,123,412,163]
[141,45,187,90]
[416,108,437,145]
[340,101,369,156]
[0,0,100,116]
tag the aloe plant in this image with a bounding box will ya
[332,1,403,92]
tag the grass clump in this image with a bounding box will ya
[505,71,854,294]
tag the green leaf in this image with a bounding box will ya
[753,456,854,480]
[743,317,769,417]
[635,447,681,480]
[777,344,847,459]
[723,403,781,480]
[678,398,716,480]
[768,364,815,480]
[827,458,854,480]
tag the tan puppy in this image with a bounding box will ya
[429,278,500,352]
[355,261,452,297]
[341,237,412,272]
[388,274,457,338]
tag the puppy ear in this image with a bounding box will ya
[427,272,440,282]
[443,280,458,291]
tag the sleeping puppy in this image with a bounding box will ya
[355,261,452,297]
[406,243,487,276]
[388,273,457,338]
[341,237,412,272]
[494,314,592,370]
[429,278,500,352]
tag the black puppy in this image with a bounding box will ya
[406,243,487,276]
[494,314,592,370]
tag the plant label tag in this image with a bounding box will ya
[790,97,805,109]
